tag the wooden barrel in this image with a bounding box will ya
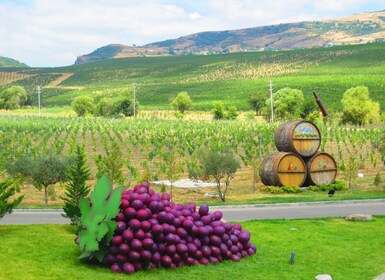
[275,120,321,157]
[303,152,337,186]
[259,152,307,187]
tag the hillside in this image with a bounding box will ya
[0,56,28,68]
[3,42,385,113]
[75,10,385,64]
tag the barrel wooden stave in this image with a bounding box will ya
[259,152,307,187]
[304,152,337,186]
[275,120,321,157]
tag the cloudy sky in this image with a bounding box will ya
[0,0,383,67]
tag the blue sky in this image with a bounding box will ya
[0,0,384,67]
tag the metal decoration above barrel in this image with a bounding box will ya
[275,120,321,157]
[261,120,337,187]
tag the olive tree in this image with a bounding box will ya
[7,155,71,207]
[201,151,240,202]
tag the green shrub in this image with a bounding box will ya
[281,185,303,193]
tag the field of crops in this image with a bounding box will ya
[0,115,384,197]
[1,43,385,111]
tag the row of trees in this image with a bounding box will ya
[72,96,139,117]
[248,86,380,125]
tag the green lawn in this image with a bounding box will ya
[1,217,385,280]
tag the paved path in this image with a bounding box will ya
[1,199,385,224]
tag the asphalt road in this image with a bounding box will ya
[1,199,385,224]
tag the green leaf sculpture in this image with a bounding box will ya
[77,174,122,262]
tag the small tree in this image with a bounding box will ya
[343,155,359,189]
[374,172,382,188]
[248,92,267,116]
[6,155,71,207]
[0,178,24,220]
[225,105,239,120]
[72,96,95,117]
[0,86,27,110]
[95,141,124,186]
[171,92,192,114]
[61,145,91,228]
[212,101,225,120]
[202,151,240,202]
[263,87,304,121]
[341,86,380,125]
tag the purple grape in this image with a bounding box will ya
[122,262,135,274]
[141,250,152,261]
[128,219,141,231]
[214,226,225,236]
[136,209,150,221]
[199,258,209,265]
[120,199,130,210]
[116,254,127,263]
[135,229,145,240]
[124,207,136,219]
[199,204,209,216]
[161,193,171,201]
[151,224,163,235]
[128,250,141,261]
[115,221,126,233]
[212,210,223,221]
[161,255,172,267]
[111,235,123,246]
[119,243,130,255]
[130,239,142,251]
[131,200,144,210]
[141,220,151,232]
[238,231,251,243]
[142,238,154,250]
[176,243,188,255]
[111,263,122,272]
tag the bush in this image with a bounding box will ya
[212,101,225,120]
[374,172,382,188]
[171,92,192,114]
[307,180,347,192]
[258,185,303,194]
[72,96,95,116]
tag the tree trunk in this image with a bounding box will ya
[44,185,48,207]
[216,181,225,202]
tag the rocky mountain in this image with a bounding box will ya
[75,10,385,64]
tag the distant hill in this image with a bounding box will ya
[75,10,385,64]
[0,56,28,68]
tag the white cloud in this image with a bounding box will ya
[0,0,383,67]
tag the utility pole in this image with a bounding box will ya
[269,80,274,123]
[132,83,136,117]
[37,86,41,116]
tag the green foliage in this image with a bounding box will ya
[62,145,91,229]
[225,105,239,120]
[341,86,380,125]
[0,86,27,110]
[374,172,382,188]
[258,185,303,194]
[212,101,225,119]
[171,91,192,114]
[6,155,71,207]
[264,87,304,121]
[307,180,348,192]
[95,142,124,186]
[72,96,95,117]
[248,92,267,115]
[201,150,240,202]
[77,175,122,261]
[0,178,24,219]
[95,96,138,117]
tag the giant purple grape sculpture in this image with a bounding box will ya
[77,175,256,274]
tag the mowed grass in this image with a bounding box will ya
[1,217,385,280]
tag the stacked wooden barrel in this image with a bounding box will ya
[260,120,337,187]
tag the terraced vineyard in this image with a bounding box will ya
[1,43,385,111]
